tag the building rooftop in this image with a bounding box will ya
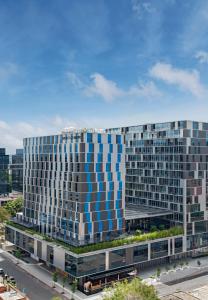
[125,205,173,220]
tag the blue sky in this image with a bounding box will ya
[1,0,208,152]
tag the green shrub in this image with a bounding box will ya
[6,221,183,255]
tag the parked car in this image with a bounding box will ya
[0,269,4,276]
[8,276,16,285]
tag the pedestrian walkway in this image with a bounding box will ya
[2,251,103,300]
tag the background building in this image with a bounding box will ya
[10,149,23,193]
[0,148,10,196]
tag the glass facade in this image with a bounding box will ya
[22,130,125,245]
[11,149,23,192]
[0,148,10,195]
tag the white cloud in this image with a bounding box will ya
[129,81,162,98]
[66,71,85,89]
[195,51,208,64]
[149,62,206,98]
[131,0,154,19]
[84,73,124,102]
[67,71,162,102]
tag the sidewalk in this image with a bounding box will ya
[3,251,102,300]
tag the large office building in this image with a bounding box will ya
[18,129,125,246]
[10,149,23,193]
[0,148,10,196]
[6,121,208,294]
[108,120,208,252]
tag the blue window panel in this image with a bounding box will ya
[97,211,101,221]
[116,163,119,172]
[117,209,121,218]
[84,203,89,212]
[117,191,121,199]
[86,193,91,202]
[109,144,113,153]
[89,143,94,153]
[108,191,112,200]
[107,172,112,181]
[97,173,102,182]
[118,218,123,230]
[88,223,92,234]
[97,133,101,143]
[60,135,63,143]
[87,133,92,143]
[109,220,113,231]
[75,143,78,153]
[95,201,100,211]
[98,221,103,232]
[117,172,121,181]
[64,144,66,153]
[105,200,110,210]
[87,153,91,162]
[97,192,101,202]
[116,135,121,144]
[50,136,52,144]
[85,212,91,222]
[107,210,111,220]
[96,163,102,172]
[87,173,91,182]
[107,153,111,162]
[109,182,114,191]
[106,163,111,172]
[88,183,93,192]
[117,154,121,163]
[85,163,89,172]
[116,200,120,209]
[97,153,102,162]
[99,182,104,191]
[54,145,57,153]
[99,144,103,153]
[118,144,122,153]
[55,136,58,144]
[119,181,122,190]
[108,134,111,144]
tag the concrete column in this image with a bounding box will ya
[183,235,187,252]
[148,243,151,261]
[106,251,109,270]
[168,239,171,256]
[172,238,175,255]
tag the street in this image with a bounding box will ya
[0,252,62,300]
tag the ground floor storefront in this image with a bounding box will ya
[6,224,204,295]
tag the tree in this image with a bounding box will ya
[156,268,161,278]
[71,278,78,293]
[14,249,22,259]
[158,224,165,231]
[0,207,10,223]
[103,278,160,300]
[4,197,23,217]
[52,271,58,288]
[150,226,158,232]
[62,275,67,294]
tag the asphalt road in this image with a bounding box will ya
[0,252,61,300]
